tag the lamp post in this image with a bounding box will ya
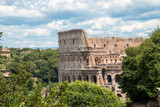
[157,88,160,107]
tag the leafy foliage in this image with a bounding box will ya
[0,32,2,50]
[6,48,58,83]
[58,81,125,107]
[120,28,160,103]
[0,64,33,106]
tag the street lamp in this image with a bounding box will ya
[157,87,160,107]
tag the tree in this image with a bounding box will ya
[120,28,160,103]
[7,48,59,83]
[57,81,125,107]
[0,32,3,50]
[0,64,33,106]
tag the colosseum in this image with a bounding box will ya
[58,29,144,100]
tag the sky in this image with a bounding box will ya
[0,0,160,48]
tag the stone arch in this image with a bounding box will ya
[77,75,82,80]
[67,75,71,82]
[83,75,88,81]
[72,75,76,82]
[102,68,106,80]
[115,74,121,82]
[91,75,97,83]
[62,75,66,82]
[68,56,70,61]
[107,75,112,82]
[117,94,123,99]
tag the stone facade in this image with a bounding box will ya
[58,29,144,101]
[0,48,10,57]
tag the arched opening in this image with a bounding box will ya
[117,94,122,99]
[72,75,75,82]
[115,74,121,83]
[107,75,112,82]
[62,75,66,82]
[91,75,97,83]
[67,75,71,83]
[77,75,82,80]
[83,75,88,81]
[86,59,89,66]
[102,68,106,80]
[112,86,115,92]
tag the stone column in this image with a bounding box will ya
[104,74,107,85]
[75,56,77,68]
[81,56,84,68]
[96,74,100,85]
[75,74,78,81]
[58,71,60,83]
[70,75,73,83]
[112,74,115,86]
[81,75,84,81]
[88,74,91,83]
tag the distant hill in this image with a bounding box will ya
[31,47,58,49]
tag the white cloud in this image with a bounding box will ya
[24,28,51,37]
[0,6,45,18]
[47,0,88,12]
[120,19,160,33]
[47,20,69,30]
[0,0,160,48]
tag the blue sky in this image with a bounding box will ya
[0,0,160,48]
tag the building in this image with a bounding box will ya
[58,29,144,100]
[0,48,10,57]
[0,48,10,77]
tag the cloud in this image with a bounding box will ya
[0,0,160,48]
[24,28,51,37]
[120,19,160,33]
[0,6,45,18]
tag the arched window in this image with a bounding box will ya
[115,59,117,63]
[67,75,71,83]
[102,68,106,80]
[94,44,96,47]
[104,44,106,47]
[107,75,112,82]
[83,75,88,81]
[117,94,122,99]
[77,75,82,80]
[72,75,75,82]
[115,75,121,82]
[62,75,66,82]
[73,39,75,44]
[91,75,97,83]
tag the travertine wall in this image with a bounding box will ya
[0,48,10,57]
[58,29,144,101]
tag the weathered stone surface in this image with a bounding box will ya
[58,29,144,101]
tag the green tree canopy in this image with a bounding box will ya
[7,48,58,83]
[0,32,2,50]
[120,28,160,103]
[58,81,125,107]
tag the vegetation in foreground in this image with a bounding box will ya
[120,28,160,103]
[7,48,58,84]
[0,70,125,107]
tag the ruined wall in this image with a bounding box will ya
[88,37,144,54]
[58,29,144,101]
